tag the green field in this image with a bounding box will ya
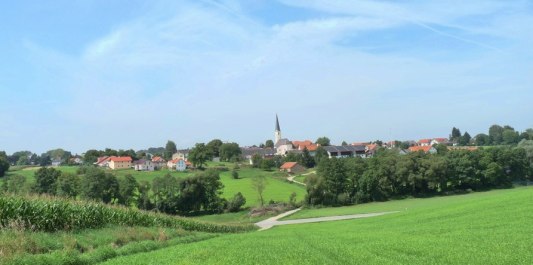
[2,165,305,207]
[102,186,533,265]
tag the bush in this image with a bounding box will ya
[227,193,246,212]
[231,170,239,179]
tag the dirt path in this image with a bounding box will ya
[287,171,315,186]
[256,210,399,231]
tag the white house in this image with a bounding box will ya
[134,159,154,171]
[176,159,187,171]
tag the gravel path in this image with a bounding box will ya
[256,209,399,230]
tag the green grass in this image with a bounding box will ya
[102,186,533,265]
[220,168,306,206]
[0,225,213,264]
[192,210,272,225]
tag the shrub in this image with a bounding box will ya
[231,170,239,179]
[227,193,246,212]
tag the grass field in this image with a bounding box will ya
[102,186,533,265]
[2,165,305,207]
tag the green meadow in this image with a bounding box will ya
[3,164,305,207]
[102,186,533,265]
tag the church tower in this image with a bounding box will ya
[274,114,281,144]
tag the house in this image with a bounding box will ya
[151,156,166,169]
[241,147,276,165]
[167,158,191,170]
[324,145,366,158]
[365,144,379,157]
[431,138,450,146]
[408,146,437,154]
[172,150,190,160]
[108,156,132,170]
[292,140,318,151]
[51,159,62,167]
[94,156,111,167]
[134,159,154,171]
[176,159,188,171]
[418,139,432,146]
[280,162,305,174]
[275,138,293,155]
[69,155,83,165]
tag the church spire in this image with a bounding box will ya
[275,114,281,132]
[274,114,282,144]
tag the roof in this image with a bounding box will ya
[275,114,281,131]
[292,140,318,151]
[95,156,110,165]
[109,156,132,162]
[275,138,292,147]
[324,145,365,153]
[432,138,449,143]
[152,156,165,162]
[241,147,276,157]
[408,146,434,153]
[134,159,151,165]
[280,162,299,169]
[351,142,370,146]
[366,144,378,151]
[418,139,431,143]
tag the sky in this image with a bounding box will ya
[1,0,532,154]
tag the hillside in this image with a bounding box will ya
[102,186,533,265]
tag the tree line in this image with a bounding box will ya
[306,143,533,206]
[1,166,246,215]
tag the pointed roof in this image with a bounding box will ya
[275,114,281,132]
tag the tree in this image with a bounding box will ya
[314,146,328,164]
[502,129,519,145]
[16,155,30,166]
[265,140,274,148]
[316,137,331,146]
[56,172,81,198]
[474,133,490,146]
[458,131,472,146]
[188,143,208,169]
[118,174,139,206]
[489,124,504,144]
[219,143,241,162]
[260,159,275,171]
[252,175,267,207]
[299,147,315,168]
[81,167,119,203]
[152,174,180,213]
[450,127,461,141]
[0,156,9,177]
[341,141,348,146]
[39,154,51,166]
[251,154,262,168]
[83,149,103,164]
[317,157,348,205]
[33,167,61,195]
[2,174,27,194]
[137,181,153,210]
[164,140,178,160]
[231,169,239,179]
[227,192,246,212]
[206,139,223,159]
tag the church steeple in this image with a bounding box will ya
[274,114,282,144]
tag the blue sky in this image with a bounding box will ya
[1,0,532,154]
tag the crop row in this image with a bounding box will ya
[0,194,256,233]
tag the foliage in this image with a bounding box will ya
[0,156,9,177]
[206,139,223,159]
[260,159,275,171]
[56,172,80,198]
[219,143,241,162]
[117,174,139,206]
[315,136,331,146]
[252,175,267,206]
[265,140,274,148]
[80,168,119,204]
[33,167,61,195]
[164,141,177,160]
[1,174,27,194]
[188,143,209,169]
[231,170,239,179]
[227,192,246,212]
[307,146,531,206]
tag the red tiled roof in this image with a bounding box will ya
[109,156,132,162]
[152,156,165,162]
[95,156,110,165]
[366,144,378,151]
[432,138,448,143]
[352,142,370,146]
[409,146,433,153]
[280,162,298,169]
[418,139,431,143]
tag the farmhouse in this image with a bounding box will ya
[418,139,432,146]
[172,150,190,160]
[408,146,437,154]
[324,145,366,158]
[241,147,276,165]
[108,156,132,170]
[280,162,305,174]
[94,156,111,167]
[134,159,154,171]
[151,156,166,169]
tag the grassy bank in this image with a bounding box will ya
[102,186,533,264]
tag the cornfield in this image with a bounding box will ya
[0,194,255,233]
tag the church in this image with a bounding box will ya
[274,114,294,155]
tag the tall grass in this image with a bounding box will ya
[0,194,255,233]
